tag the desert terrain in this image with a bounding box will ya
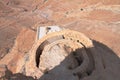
[0,0,120,80]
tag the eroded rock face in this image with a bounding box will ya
[22,29,103,80]
[0,0,120,80]
[0,0,120,58]
[0,28,36,73]
[0,28,120,80]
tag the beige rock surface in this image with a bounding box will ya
[0,0,120,80]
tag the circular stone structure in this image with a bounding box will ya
[24,29,100,79]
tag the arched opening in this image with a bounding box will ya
[36,40,49,67]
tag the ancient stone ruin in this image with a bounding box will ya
[23,26,101,79]
[0,26,120,80]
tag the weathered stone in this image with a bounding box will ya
[0,0,120,80]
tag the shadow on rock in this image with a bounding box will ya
[0,40,119,80]
[0,66,36,80]
[38,40,120,80]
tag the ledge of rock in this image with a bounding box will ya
[0,27,119,80]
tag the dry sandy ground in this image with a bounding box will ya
[0,0,120,80]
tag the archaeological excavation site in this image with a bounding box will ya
[0,0,120,80]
